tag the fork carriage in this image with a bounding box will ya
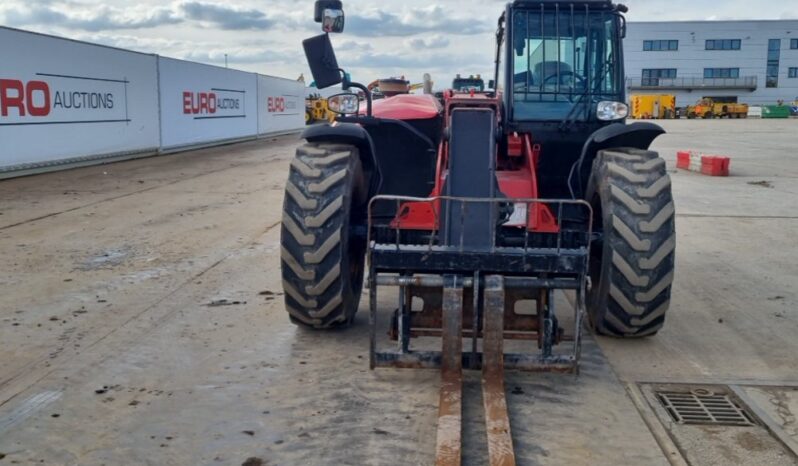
[366,195,593,464]
[367,195,593,373]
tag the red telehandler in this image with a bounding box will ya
[281,1,675,463]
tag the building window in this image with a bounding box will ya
[642,68,677,86]
[789,68,798,79]
[644,40,678,51]
[706,39,741,50]
[792,39,798,49]
[704,68,740,79]
[767,39,781,88]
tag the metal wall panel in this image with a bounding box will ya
[257,75,305,135]
[0,27,160,172]
[158,57,258,150]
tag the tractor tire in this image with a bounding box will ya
[585,148,676,338]
[280,143,368,329]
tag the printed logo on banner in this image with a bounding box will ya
[0,73,130,126]
[183,88,246,119]
[267,95,299,115]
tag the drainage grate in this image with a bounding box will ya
[656,390,756,426]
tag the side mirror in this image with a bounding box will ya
[488,80,495,89]
[327,93,360,115]
[314,0,345,33]
[302,34,343,89]
[322,9,345,33]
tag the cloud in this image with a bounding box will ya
[2,4,181,31]
[4,0,797,86]
[406,35,450,49]
[337,40,374,52]
[346,5,492,37]
[180,2,278,30]
[345,51,480,71]
[182,48,294,65]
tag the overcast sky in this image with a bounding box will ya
[2,0,797,85]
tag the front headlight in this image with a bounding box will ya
[597,101,629,121]
[327,93,360,115]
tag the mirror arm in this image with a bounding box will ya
[619,14,627,39]
[342,73,372,117]
[493,12,505,94]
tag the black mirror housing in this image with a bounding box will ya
[314,0,343,22]
[303,34,343,89]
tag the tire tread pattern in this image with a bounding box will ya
[280,143,363,328]
[590,148,676,337]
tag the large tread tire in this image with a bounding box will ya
[585,148,676,338]
[280,143,367,329]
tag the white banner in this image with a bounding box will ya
[158,58,258,149]
[257,75,304,135]
[0,27,160,170]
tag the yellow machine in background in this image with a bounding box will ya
[305,94,336,124]
[630,94,676,119]
[686,98,748,119]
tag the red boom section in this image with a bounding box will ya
[392,90,559,233]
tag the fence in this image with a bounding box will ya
[0,26,305,177]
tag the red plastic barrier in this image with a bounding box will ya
[701,155,731,177]
[676,151,731,177]
[676,151,691,170]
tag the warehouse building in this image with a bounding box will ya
[624,20,798,107]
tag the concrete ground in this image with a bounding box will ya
[0,119,797,465]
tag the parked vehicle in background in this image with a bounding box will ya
[305,94,336,124]
[630,94,676,119]
[686,98,748,119]
[451,74,485,92]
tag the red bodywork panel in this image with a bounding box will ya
[369,94,442,120]
[391,90,559,234]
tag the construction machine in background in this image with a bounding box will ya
[452,74,486,92]
[368,74,435,98]
[367,77,410,98]
[304,93,336,124]
[687,97,748,119]
[283,1,675,463]
[410,74,435,94]
[631,94,676,119]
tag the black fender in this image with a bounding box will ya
[570,122,665,198]
[302,122,382,196]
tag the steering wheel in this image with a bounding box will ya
[542,71,586,89]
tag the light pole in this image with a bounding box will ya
[224,54,228,68]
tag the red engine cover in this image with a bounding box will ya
[369,94,442,120]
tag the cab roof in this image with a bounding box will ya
[511,0,616,10]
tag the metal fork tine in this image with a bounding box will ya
[483,275,516,466]
[436,276,464,466]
